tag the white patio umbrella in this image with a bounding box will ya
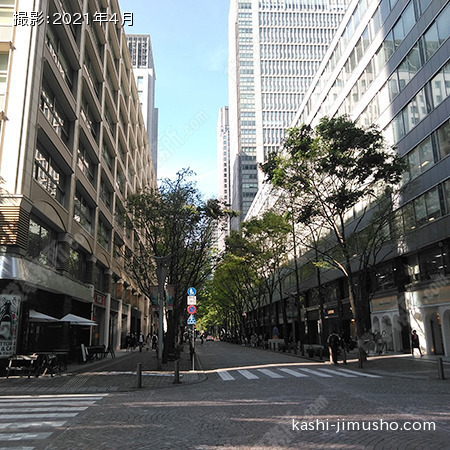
[60,314,97,326]
[29,309,61,323]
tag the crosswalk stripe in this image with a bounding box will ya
[0,413,79,420]
[278,368,309,377]
[257,369,284,378]
[238,369,259,380]
[0,394,107,446]
[0,421,67,430]
[319,368,357,377]
[0,401,97,407]
[336,368,381,378]
[296,368,333,377]
[0,407,88,413]
[0,432,53,441]
[217,371,235,381]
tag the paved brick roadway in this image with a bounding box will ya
[0,341,448,449]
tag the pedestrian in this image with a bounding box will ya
[138,332,145,352]
[145,333,151,351]
[381,330,388,354]
[375,330,383,355]
[327,330,340,365]
[124,333,131,352]
[152,333,158,350]
[411,330,423,357]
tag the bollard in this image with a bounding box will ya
[137,363,142,388]
[358,350,363,368]
[437,357,445,380]
[173,359,181,384]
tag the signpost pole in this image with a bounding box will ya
[187,287,197,371]
[191,323,195,371]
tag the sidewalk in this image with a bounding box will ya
[0,346,207,395]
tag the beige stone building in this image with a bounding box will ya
[0,0,157,361]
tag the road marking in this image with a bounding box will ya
[0,394,107,444]
[0,406,88,413]
[217,371,235,381]
[0,413,79,420]
[257,369,284,378]
[319,368,357,377]
[0,431,53,441]
[298,368,333,377]
[238,369,259,380]
[336,368,381,378]
[278,368,309,377]
[0,421,67,430]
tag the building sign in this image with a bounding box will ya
[0,295,20,359]
[371,296,398,312]
[94,291,107,307]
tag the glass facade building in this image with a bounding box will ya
[250,0,450,355]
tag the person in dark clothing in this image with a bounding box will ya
[328,330,340,365]
[411,330,423,356]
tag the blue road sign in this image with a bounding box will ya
[187,287,197,296]
[187,314,196,325]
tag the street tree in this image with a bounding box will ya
[261,116,406,342]
[126,169,228,361]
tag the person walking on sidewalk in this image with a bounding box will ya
[328,330,340,365]
[411,330,423,356]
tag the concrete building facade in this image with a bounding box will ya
[0,0,157,362]
[127,34,159,175]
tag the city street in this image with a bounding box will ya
[0,341,449,449]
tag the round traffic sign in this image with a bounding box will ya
[187,287,197,296]
[187,305,197,314]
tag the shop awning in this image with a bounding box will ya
[60,314,97,326]
[29,310,61,323]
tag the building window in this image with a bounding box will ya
[74,190,94,233]
[34,147,65,204]
[77,143,96,185]
[0,52,9,111]
[97,220,111,250]
[27,217,57,267]
[100,177,113,211]
[68,248,86,281]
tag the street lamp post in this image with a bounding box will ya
[153,255,171,370]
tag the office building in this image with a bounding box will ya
[0,0,157,361]
[217,106,231,250]
[228,0,347,227]
[127,34,159,174]
[250,0,450,356]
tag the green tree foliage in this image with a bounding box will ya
[210,211,291,340]
[261,116,406,339]
[126,169,228,360]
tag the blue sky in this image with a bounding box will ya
[118,0,229,198]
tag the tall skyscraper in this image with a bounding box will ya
[217,106,231,250]
[127,34,159,174]
[228,0,347,226]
